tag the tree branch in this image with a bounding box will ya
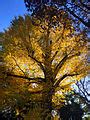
[53,54,68,79]
[25,43,45,74]
[12,56,27,76]
[54,73,79,89]
[54,52,81,79]
[79,0,89,10]
[74,91,89,105]
[28,54,45,74]
[50,51,58,63]
[4,72,45,82]
[76,82,88,101]
[50,27,65,63]
[80,80,88,95]
[65,5,89,27]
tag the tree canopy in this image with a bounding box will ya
[0,1,88,119]
[3,12,87,96]
[24,0,89,27]
[0,8,88,119]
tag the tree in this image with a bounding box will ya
[59,93,84,120]
[24,0,89,27]
[75,78,89,105]
[73,77,90,119]
[2,10,87,119]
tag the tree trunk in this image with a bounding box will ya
[24,96,60,120]
[24,98,52,120]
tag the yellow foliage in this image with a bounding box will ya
[2,15,88,105]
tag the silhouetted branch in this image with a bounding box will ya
[54,73,79,89]
[3,72,45,82]
[65,5,89,27]
[76,78,89,103]
[54,52,81,79]
[24,0,88,27]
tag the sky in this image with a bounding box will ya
[0,0,28,32]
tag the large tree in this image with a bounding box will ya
[2,8,87,119]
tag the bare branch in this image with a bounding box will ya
[76,79,89,98]
[80,80,88,95]
[74,91,89,105]
[65,5,89,27]
[79,0,89,10]
[76,82,88,101]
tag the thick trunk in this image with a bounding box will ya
[24,98,52,120]
[24,75,54,120]
[24,92,60,120]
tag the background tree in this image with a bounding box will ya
[75,78,89,105]
[24,0,89,27]
[58,92,84,120]
[73,77,90,119]
[2,8,87,119]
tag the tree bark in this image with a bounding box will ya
[24,95,53,120]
